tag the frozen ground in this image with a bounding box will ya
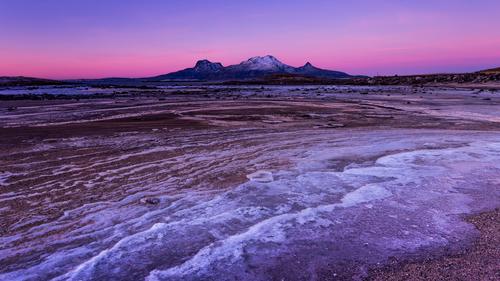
[0,85,499,280]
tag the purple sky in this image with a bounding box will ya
[1,0,500,79]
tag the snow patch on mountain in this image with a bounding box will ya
[236,55,293,71]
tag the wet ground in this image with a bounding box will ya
[0,85,499,280]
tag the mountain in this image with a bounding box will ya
[293,62,351,78]
[153,59,225,80]
[150,55,354,81]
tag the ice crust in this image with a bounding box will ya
[1,130,500,281]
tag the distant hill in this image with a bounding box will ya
[222,73,359,85]
[3,64,498,88]
[149,55,355,81]
[0,76,66,87]
[479,67,500,74]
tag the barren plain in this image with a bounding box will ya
[1,85,499,280]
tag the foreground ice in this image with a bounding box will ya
[1,130,499,280]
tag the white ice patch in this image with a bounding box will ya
[341,184,392,207]
[246,170,274,183]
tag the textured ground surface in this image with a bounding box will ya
[0,85,499,280]
[368,208,499,281]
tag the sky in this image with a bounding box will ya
[1,0,500,79]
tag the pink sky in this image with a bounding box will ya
[1,0,500,79]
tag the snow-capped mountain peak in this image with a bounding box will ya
[238,55,292,71]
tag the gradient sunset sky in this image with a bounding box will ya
[1,0,500,79]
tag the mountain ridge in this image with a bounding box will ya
[150,55,354,81]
